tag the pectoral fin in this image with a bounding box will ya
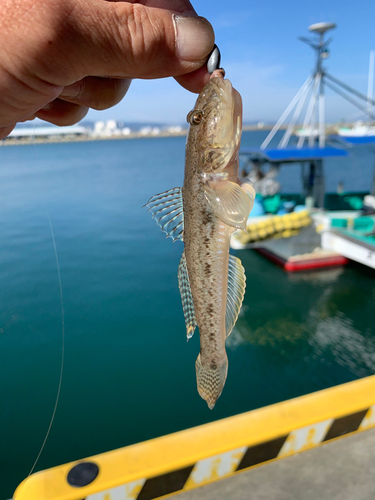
[240,180,256,214]
[178,250,197,340]
[144,187,184,242]
[226,255,246,337]
[203,179,252,230]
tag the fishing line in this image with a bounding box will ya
[26,204,65,478]
[16,133,66,496]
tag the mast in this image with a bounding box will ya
[261,22,336,150]
[298,22,336,149]
[368,50,375,125]
[260,23,375,151]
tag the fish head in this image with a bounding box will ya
[186,77,242,173]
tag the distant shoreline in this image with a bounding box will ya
[0,123,341,147]
[0,130,188,147]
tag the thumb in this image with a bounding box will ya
[37,0,215,85]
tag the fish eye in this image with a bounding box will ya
[187,110,203,125]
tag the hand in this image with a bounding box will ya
[0,0,214,138]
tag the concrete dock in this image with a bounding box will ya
[14,376,375,500]
[176,428,375,500]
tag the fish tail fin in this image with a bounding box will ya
[195,353,228,409]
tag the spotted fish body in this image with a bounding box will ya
[145,74,255,408]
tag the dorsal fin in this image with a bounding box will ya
[144,187,184,242]
[178,250,197,340]
[226,254,246,337]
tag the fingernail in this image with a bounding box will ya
[60,80,83,99]
[174,15,215,61]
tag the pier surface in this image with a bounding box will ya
[175,428,375,500]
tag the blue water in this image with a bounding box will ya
[0,132,375,498]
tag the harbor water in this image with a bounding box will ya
[0,131,375,499]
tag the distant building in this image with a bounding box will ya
[92,120,127,137]
[140,126,152,135]
[165,125,183,134]
[93,121,106,135]
[7,125,87,139]
[106,120,117,132]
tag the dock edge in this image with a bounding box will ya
[14,375,375,500]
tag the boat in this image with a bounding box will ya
[232,23,375,272]
[337,121,375,139]
[319,211,375,269]
[335,51,375,141]
[294,127,320,138]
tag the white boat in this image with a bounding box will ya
[338,121,375,137]
[295,127,320,138]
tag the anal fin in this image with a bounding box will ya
[178,250,197,339]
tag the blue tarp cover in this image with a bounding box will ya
[329,135,375,145]
[240,147,348,162]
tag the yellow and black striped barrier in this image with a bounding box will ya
[14,375,375,500]
[235,210,312,245]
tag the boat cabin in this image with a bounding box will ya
[238,146,372,212]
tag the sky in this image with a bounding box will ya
[87,0,375,125]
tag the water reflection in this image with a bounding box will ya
[308,313,375,376]
[287,267,344,284]
[228,262,375,379]
[227,315,306,350]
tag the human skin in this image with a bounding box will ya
[0,0,215,138]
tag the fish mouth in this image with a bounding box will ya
[195,77,242,172]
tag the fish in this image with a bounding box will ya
[145,72,255,409]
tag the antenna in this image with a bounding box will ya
[309,22,337,34]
